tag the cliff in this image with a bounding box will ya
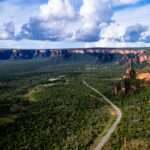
[0,48,149,64]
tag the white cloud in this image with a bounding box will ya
[0,1,39,33]
[0,39,84,49]
[74,0,113,41]
[0,22,15,40]
[113,4,150,27]
[19,0,147,43]
[80,0,112,23]
[101,23,125,40]
[115,4,150,42]
[40,0,76,20]
[0,0,150,47]
[93,4,150,47]
[113,0,140,5]
[20,0,114,42]
[85,39,150,48]
[23,0,79,41]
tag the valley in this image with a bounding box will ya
[0,50,149,150]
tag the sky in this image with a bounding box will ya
[0,0,150,48]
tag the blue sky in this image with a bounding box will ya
[0,0,150,48]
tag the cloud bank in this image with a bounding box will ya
[0,22,15,40]
[18,0,114,42]
[0,0,150,47]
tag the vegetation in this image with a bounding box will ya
[0,59,116,150]
[0,58,149,149]
[82,63,150,150]
[104,86,150,150]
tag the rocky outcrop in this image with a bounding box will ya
[136,72,150,81]
[137,53,150,63]
[0,48,149,64]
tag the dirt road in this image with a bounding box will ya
[83,81,122,150]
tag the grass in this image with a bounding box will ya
[0,60,118,150]
[0,58,149,150]
[84,68,150,150]
[103,86,150,150]
[0,115,17,125]
[0,79,113,150]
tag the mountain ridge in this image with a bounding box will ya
[0,48,149,64]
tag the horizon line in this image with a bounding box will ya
[0,46,149,50]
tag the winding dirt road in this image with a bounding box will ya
[83,81,122,150]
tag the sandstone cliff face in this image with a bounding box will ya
[137,53,150,63]
[136,72,150,81]
[0,48,149,64]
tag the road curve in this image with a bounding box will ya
[83,81,122,150]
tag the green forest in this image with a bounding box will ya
[0,59,149,149]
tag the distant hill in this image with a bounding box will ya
[0,48,149,64]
